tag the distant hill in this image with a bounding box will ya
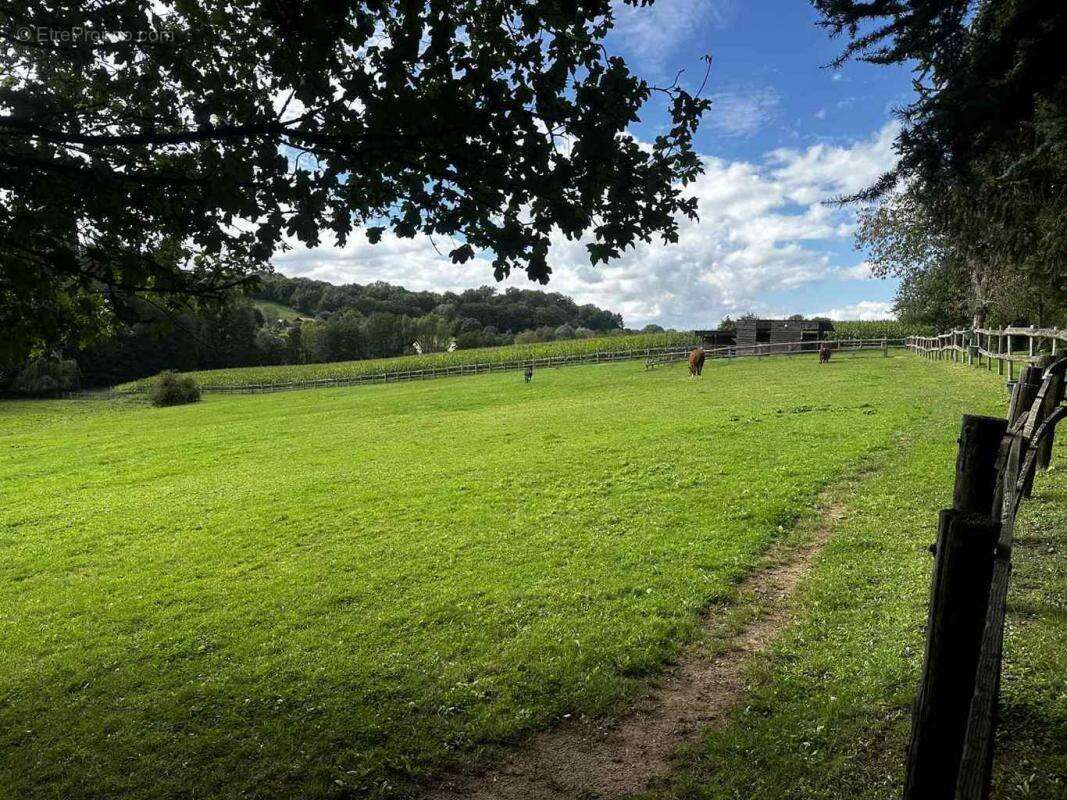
[65,276,633,389]
[252,273,624,335]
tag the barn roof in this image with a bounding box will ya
[735,318,835,331]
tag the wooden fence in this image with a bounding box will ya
[164,337,902,395]
[908,326,1066,379]
[902,328,1066,799]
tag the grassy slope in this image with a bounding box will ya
[0,354,1013,799]
[254,299,304,322]
[645,358,1066,800]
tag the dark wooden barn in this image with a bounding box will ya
[735,318,835,351]
[694,329,738,348]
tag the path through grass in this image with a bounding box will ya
[643,357,1066,800]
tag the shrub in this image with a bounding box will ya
[150,371,202,407]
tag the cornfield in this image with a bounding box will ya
[826,320,935,340]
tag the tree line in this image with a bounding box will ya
[816,1,1067,332]
[257,275,623,339]
[2,0,707,369]
[3,277,633,391]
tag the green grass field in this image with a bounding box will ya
[641,359,1067,800]
[2,353,1061,799]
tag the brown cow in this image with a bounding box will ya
[688,347,706,377]
[819,344,832,364]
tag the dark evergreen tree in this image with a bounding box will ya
[815,0,1067,318]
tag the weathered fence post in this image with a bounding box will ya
[1018,359,1056,496]
[1008,365,1043,429]
[903,415,1006,800]
[953,416,1009,516]
[1037,366,1065,470]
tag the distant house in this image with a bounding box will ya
[735,318,834,351]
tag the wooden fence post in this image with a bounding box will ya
[1037,366,1065,470]
[903,415,1005,800]
[1008,365,1042,429]
[953,416,1010,516]
[1019,359,1056,495]
[953,428,1021,800]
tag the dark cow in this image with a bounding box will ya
[688,347,706,377]
[819,344,832,364]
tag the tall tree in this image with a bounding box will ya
[0,0,710,364]
[815,0,1067,318]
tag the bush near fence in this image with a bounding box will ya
[149,372,202,407]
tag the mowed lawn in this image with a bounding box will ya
[0,354,1000,799]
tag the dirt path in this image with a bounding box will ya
[422,504,847,800]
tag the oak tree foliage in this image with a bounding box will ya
[0,0,710,363]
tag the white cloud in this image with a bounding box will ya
[767,121,898,204]
[708,87,780,137]
[610,0,734,64]
[813,300,896,320]
[840,260,875,280]
[274,122,901,329]
[814,108,827,120]
[273,232,479,291]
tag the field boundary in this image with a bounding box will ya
[106,337,903,396]
[908,326,1064,379]
[902,330,1067,800]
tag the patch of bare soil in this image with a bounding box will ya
[421,504,848,800]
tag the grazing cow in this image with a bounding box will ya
[688,347,706,377]
[819,344,832,364]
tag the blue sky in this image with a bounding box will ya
[276,1,917,329]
